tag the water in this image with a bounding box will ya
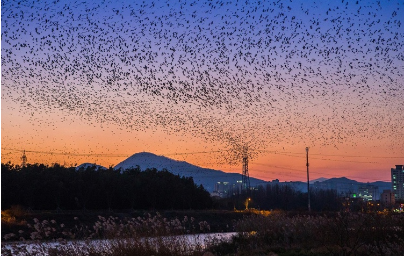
[1,232,238,255]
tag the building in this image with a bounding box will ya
[214,182,230,197]
[380,190,395,207]
[391,165,404,201]
[213,181,243,197]
[358,184,378,201]
[231,181,243,195]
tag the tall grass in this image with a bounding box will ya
[210,211,404,255]
[2,212,218,256]
[3,211,404,255]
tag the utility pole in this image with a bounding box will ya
[306,147,310,212]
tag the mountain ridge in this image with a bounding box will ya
[112,152,266,192]
[77,152,391,195]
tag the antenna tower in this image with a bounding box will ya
[241,146,250,191]
[21,150,27,167]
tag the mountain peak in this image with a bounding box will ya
[114,152,194,171]
[130,151,159,157]
[310,177,328,183]
[326,177,358,183]
[113,152,265,192]
[76,163,107,171]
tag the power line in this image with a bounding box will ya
[254,162,304,173]
[1,148,129,157]
[3,147,401,160]
[259,150,402,159]
[252,162,392,182]
[1,147,231,157]
[252,168,307,180]
[312,153,403,159]
[2,148,393,183]
[310,157,378,164]
[164,150,231,156]
[1,147,397,182]
[260,151,379,164]
[253,162,324,177]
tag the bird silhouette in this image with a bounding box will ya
[1,0,403,165]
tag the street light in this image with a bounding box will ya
[245,197,251,210]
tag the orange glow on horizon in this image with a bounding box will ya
[2,112,399,184]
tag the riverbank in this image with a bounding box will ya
[3,210,404,255]
[1,208,246,242]
[2,232,237,256]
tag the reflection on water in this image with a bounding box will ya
[2,232,238,255]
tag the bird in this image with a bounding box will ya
[1,0,403,167]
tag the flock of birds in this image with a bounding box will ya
[2,0,403,164]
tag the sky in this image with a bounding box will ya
[1,0,403,183]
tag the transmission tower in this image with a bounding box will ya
[241,147,250,191]
[21,150,27,167]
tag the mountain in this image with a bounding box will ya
[324,177,358,184]
[77,153,392,197]
[312,177,358,194]
[370,181,392,192]
[76,163,107,171]
[270,177,391,199]
[311,177,391,200]
[114,152,267,192]
[310,177,328,184]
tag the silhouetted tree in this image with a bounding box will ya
[1,163,212,211]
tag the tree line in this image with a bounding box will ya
[2,162,342,212]
[1,163,212,211]
[215,183,342,212]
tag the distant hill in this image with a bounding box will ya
[311,177,391,199]
[76,163,107,171]
[264,177,391,200]
[371,181,392,192]
[114,152,267,192]
[310,177,328,183]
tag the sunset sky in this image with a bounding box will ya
[2,0,403,183]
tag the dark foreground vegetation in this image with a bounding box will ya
[219,211,404,256]
[2,210,404,256]
[1,207,242,240]
[216,184,341,212]
[2,162,343,213]
[1,162,212,211]
[3,162,403,255]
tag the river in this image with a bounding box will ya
[1,232,238,255]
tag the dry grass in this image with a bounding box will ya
[216,211,404,255]
[3,211,404,255]
[1,212,222,256]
